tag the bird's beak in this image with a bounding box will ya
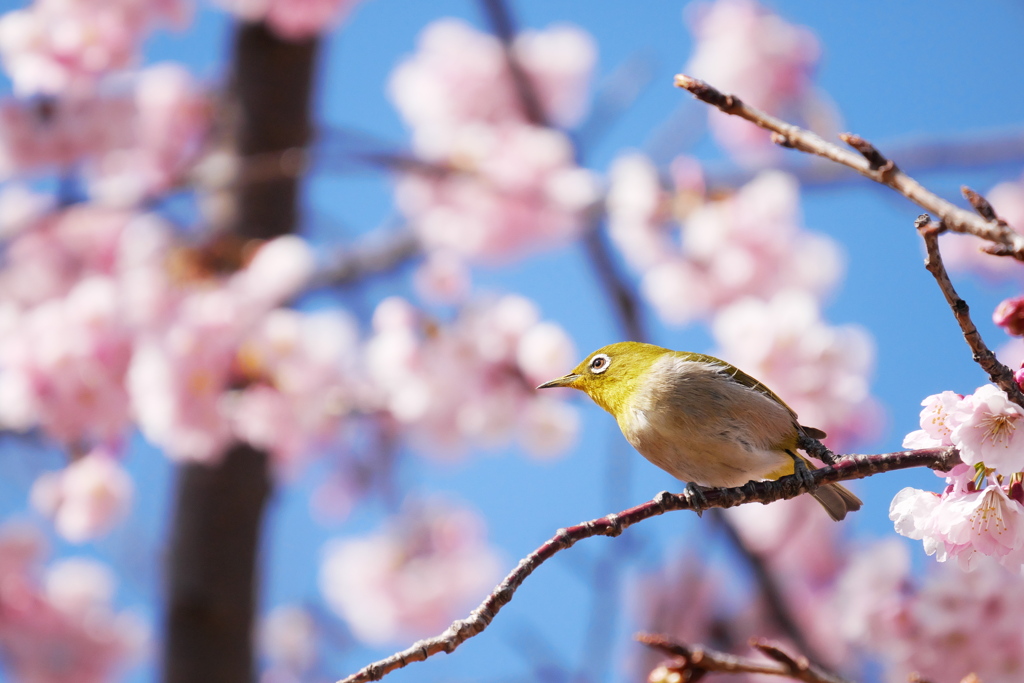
[537,373,580,390]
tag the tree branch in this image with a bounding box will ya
[638,633,854,683]
[915,215,1024,407]
[673,74,1024,256]
[335,447,960,683]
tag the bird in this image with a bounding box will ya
[537,341,861,521]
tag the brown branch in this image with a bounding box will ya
[915,215,1024,407]
[315,227,420,287]
[673,74,1024,257]
[335,446,960,683]
[638,634,854,683]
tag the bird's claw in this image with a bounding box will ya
[797,433,838,465]
[790,455,818,494]
[684,482,709,517]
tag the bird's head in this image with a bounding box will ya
[537,341,669,416]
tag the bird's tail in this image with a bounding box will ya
[780,450,863,522]
[810,482,863,522]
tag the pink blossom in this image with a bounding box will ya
[0,276,134,443]
[951,384,1024,472]
[995,295,1024,336]
[260,605,316,673]
[891,482,1024,572]
[88,64,210,204]
[127,290,242,463]
[606,153,673,271]
[834,539,911,649]
[412,251,471,304]
[712,290,881,450]
[841,544,1024,683]
[231,309,361,474]
[685,0,824,162]
[319,499,501,645]
[0,550,144,683]
[0,0,189,96]
[389,19,595,157]
[394,123,598,262]
[214,0,364,40]
[612,170,844,325]
[388,19,597,263]
[30,448,133,542]
[365,295,578,458]
[902,390,966,449]
[0,204,133,307]
[726,495,850,663]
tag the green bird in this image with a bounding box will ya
[537,341,862,521]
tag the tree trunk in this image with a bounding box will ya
[162,22,319,683]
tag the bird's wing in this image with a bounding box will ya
[680,352,827,438]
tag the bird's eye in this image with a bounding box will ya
[589,353,611,374]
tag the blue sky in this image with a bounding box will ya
[4,0,1024,682]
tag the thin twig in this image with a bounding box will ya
[673,74,1024,257]
[915,215,1024,407]
[335,447,960,683]
[638,634,854,683]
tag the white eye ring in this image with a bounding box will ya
[589,353,611,374]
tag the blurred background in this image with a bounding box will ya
[0,1,1022,682]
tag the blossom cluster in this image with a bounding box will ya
[366,294,579,459]
[684,0,832,163]
[0,0,188,96]
[0,63,209,205]
[0,523,145,682]
[213,0,364,40]
[608,160,842,325]
[319,499,501,645]
[389,19,600,270]
[892,386,1024,571]
[839,540,1024,682]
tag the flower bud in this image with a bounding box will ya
[994,296,1024,336]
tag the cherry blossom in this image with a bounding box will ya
[839,540,1024,682]
[684,0,827,162]
[388,19,595,156]
[214,0,364,40]
[30,448,133,542]
[0,276,134,444]
[712,290,880,450]
[0,0,189,96]
[995,295,1024,336]
[365,295,578,458]
[319,499,501,645]
[608,167,844,325]
[951,384,1024,472]
[260,604,317,675]
[389,19,598,263]
[231,308,362,475]
[902,390,966,449]
[890,478,1024,572]
[0,65,209,204]
[0,541,144,683]
[88,63,210,205]
[393,123,599,263]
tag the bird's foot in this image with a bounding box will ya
[790,455,818,495]
[797,433,838,465]
[684,482,709,517]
